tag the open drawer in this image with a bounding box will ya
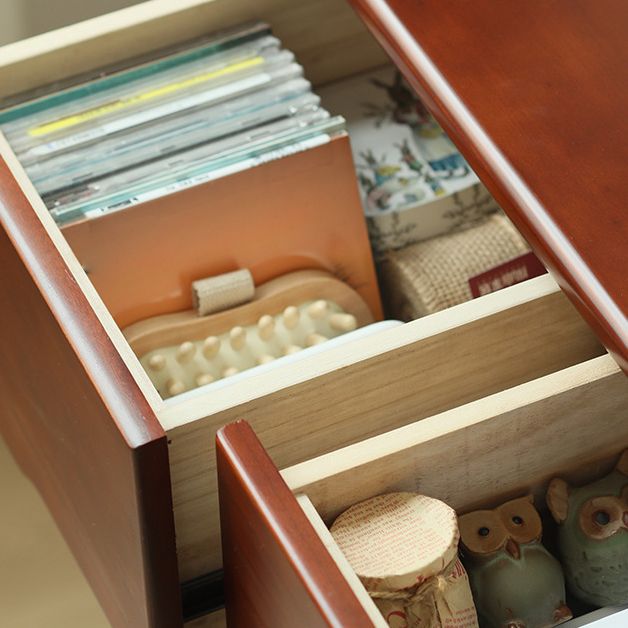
[0,1,623,627]
[217,353,628,626]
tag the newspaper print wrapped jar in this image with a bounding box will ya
[330,492,479,627]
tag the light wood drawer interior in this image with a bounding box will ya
[165,275,605,581]
[280,354,628,627]
[0,0,616,593]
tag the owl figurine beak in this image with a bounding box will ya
[505,538,521,560]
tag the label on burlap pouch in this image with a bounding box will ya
[468,251,547,298]
[330,493,478,628]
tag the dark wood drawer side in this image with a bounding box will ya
[0,159,181,628]
[217,420,374,627]
[350,0,628,369]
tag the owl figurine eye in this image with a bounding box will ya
[594,510,611,526]
[458,509,506,555]
[578,496,623,540]
[500,496,542,545]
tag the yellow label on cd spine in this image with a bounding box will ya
[28,56,264,137]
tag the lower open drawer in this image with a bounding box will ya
[217,353,628,627]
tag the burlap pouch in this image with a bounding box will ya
[379,213,529,319]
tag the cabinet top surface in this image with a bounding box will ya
[353,0,628,366]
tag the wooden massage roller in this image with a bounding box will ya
[123,269,375,399]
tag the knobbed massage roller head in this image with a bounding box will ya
[143,300,358,398]
[123,270,376,399]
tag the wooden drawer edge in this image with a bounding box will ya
[297,494,385,627]
[0,0,218,99]
[216,420,374,627]
[283,353,625,523]
[0,133,162,409]
[0,158,182,626]
[0,0,387,102]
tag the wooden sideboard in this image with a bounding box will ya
[0,1,625,626]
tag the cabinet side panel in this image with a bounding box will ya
[217,420,374,627]
[0,159,181,628]
[349,0,628,368]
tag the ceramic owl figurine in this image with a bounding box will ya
[546,449,628,607]
[459,496,572,628]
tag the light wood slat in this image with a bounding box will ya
[285,355,627,524]
[164,277,605,580]
[296,494,386,627]
[185,609,226,627]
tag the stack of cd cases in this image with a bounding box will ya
[0,22,344,226]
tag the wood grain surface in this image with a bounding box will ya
[0,156,182,628]
[217,420,374,627]
[164,277,604,581]
[350,0,628,370]
[284,355,628,523]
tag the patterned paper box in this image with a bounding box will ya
[319,67,499,256]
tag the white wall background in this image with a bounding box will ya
[0,0,143,45]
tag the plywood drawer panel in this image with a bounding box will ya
[218,354,628,626]
[167,276,604,581]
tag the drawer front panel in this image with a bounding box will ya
[217,420,374,627]
[0,159,181,628]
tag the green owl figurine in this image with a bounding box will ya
[546,449,628,607]
[459,496,572,628]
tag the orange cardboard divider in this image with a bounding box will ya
[62,134,382,328]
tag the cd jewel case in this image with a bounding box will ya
[0,22,346,226]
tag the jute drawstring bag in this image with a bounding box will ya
[379,213,529,319]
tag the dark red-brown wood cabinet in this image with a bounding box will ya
[1,1,626,627]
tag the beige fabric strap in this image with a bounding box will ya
[191,269,255,316]
[380,213,529,319]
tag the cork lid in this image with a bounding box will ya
[330,492,460,592]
